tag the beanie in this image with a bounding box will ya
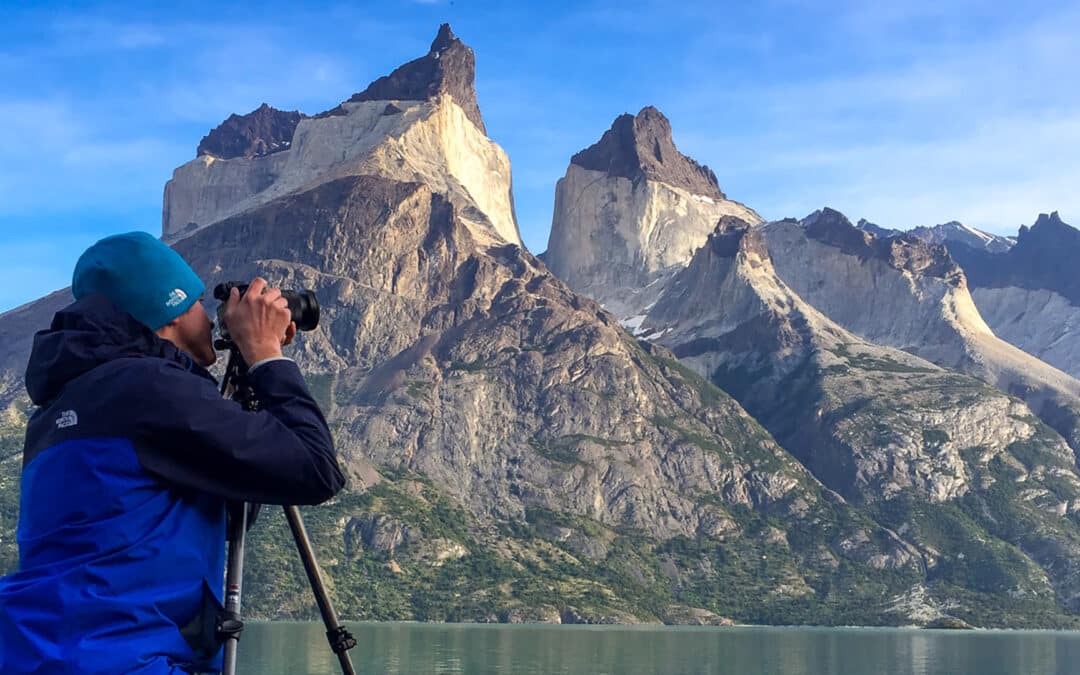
[72,232,205,330]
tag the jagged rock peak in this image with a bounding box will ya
[571,106,725,199]
[1020,211,1073,240]
[802,208,960,280]
[197,103,305,159]
[345,23,486,133]
[1036,211,1065,228]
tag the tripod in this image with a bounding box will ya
[218,346,357,675]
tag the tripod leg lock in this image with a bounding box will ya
[326,625,357,654]
[217,612,245,642]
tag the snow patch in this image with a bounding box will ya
[621,314,647,332]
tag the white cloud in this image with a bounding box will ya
[0,99,185,214]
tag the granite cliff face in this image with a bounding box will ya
[762,209,1080,458]
[630,219,1080,618]
[163,24,519,249]
[0,27,923,626]
[545,108,761,319]
[946,212,1080,381]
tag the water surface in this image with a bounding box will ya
[237,622,1080,674]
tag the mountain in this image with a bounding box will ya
[909,221,1016,253]
[858,219,1015,253]
[163,24,519,249]
[0,26,921,627]
[544,107,761,319]
[632,219,1080,622]
[945,212,1080,381]
[761,209,1080,459]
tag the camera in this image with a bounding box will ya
[213,281,320,343]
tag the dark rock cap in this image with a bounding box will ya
[571,106,725,199]
[707,216,767,259]
[197,103,305,160]
[344,24,486,133]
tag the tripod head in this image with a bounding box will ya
[217,342,260,412]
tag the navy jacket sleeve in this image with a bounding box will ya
[128,358,346,505]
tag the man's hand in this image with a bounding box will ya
[222,277,298,364]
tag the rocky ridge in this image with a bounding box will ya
[858,218,1016,253]
[761,209,1080,458]
[631,218,1080,618]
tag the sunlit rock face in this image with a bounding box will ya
[545,107,761,319]
[163,25,520,249]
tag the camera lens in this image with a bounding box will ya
[283,290,320,331]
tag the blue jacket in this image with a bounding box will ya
[0,295,346,674]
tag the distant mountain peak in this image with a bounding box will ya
[570,106,724,199]
[345,23,485,133]
[855,218,899,239]
[197,103,305,159]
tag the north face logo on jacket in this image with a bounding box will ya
[55,410,78,429]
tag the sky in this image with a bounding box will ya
[1,0,1078,312]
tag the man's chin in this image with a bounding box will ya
[196,351,218,368]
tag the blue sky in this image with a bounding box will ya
[2,0,1079,312]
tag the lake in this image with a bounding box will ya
[236,622,1080,674]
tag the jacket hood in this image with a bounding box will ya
[25,294,205,405]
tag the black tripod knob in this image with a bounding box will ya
[217,616,245,641]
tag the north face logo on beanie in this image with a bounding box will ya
[166,288,188,308]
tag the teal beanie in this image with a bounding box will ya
[72,232,205,330]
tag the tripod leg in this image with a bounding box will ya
[221,502,249,675]
[283,505,357,675]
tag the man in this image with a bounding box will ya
[0,232,346,673]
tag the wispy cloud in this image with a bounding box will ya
[663,2,1080,234]
[49,17,170,51]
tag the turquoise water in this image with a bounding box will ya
[236,622,1080,674]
